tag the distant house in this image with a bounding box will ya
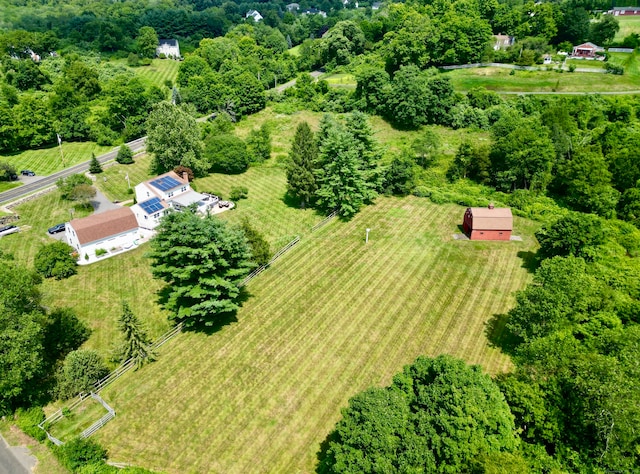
[286,3,300,12]
[66,207,142,264]
[26,49,40,62]
[493,35,515,51]
[157,39,180,59]
[610,6,640,15]
[371,2,382,10]
[462,205,513,241]
[132,171,224,230]
[302,8,327,17]
[246,9,263,22]
[543,54,552,64]
[572,42,604,58]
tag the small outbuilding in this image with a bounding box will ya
[572,42,604,58]
[463,205,512,241]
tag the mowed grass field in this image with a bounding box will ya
[614,15,640,42]
[0,141,113,176]
[444,66,640,92]
[112,58,180,89]
[96,196,537,473]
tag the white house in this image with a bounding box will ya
[66,207,143,264]
[246,9,263,22]
[132,171,222,230]
[156,39,180,59]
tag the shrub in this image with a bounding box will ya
[56,350,109,399]
[205,134,250,174]
[95,248,107,257]
[605,62,624,75]
[115,145,134,164]
[15,407,46,442]
[568,63,576,72]
[229,186,249,201]
[34,242,77,280]
[127,53,140,67]
[241,219,271,266]
[57,174,92,200]
[53,438,107,473]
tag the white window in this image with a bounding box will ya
[181,186,187,192]
[168,192,174,198]
[153,213,159,218]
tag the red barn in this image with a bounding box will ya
[463,205,512,241]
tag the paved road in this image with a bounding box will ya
[0,435,34,474]
[0,70,326,207]
[276,70,323,93]
[0,137,146,206]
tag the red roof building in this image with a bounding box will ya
[463,205,513,241]
[572,42,604,58]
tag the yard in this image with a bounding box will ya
[112,58,181,89]
[96,196,537,473]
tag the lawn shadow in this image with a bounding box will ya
[485,312,521,356]
[517,250,539,273]
[156,286,251,336]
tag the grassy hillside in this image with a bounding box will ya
[113,58,181,89]
[96,196,537,473]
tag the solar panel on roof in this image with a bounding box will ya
[150,176,181,192]
[139,197,164,214]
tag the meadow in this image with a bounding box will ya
[96,195,537,473]
[614,15,640,42]
[443,66,640,92]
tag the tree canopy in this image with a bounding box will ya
[148,211,254,328]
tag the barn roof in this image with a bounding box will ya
[467,207,513,230]
[69,207,138,245]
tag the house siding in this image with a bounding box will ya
[470,229,511,241]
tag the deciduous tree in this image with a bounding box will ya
[34,242,77,280]
[146,101,206,175]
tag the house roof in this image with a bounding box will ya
[170,190,207,207]
[146,171,187,194]
[574,42,600,50]
[159,39,179,47]
[467,207,513,231]
[69,208,139,245]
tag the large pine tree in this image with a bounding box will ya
[116,301,155,368]
[286,121,318,208]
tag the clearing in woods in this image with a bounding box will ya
[95,196,537,473]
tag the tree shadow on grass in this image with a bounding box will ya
[315,429,339,474]
[485,313,521,356]
[156,286,254,336]
[517,250,539,273]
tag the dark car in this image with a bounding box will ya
[21,170,35,176]
[47,223,66,234]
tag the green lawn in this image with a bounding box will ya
[609,50,640,76]
[565,58,605,70]
[47,398,110,441]
[96,196,537,473]
[0,142,112,176]
[614,16,640,42]
[112,58,180,89]
[321,72,357,88]
[98,153,154,202]
[443,66,640,92]
[0,181,21,193]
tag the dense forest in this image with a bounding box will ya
[2,0,640,472]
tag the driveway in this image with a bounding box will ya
[90,188,120,214]
[0,434,35,474]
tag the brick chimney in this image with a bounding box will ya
[182,172,189,182]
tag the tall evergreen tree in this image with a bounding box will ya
[116,144,134,164]
[88,153,102,174]
[315,122,375,218]
[286,121,318,208]
[116,301,155,369]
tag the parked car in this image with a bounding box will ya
[21,170,35,176]
[47,223,66,234]
[0,225,19,237]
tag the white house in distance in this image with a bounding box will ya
[132,171,224,230]
[156,39,180,59]
[246,9,263,22]
[66,207,145,264]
